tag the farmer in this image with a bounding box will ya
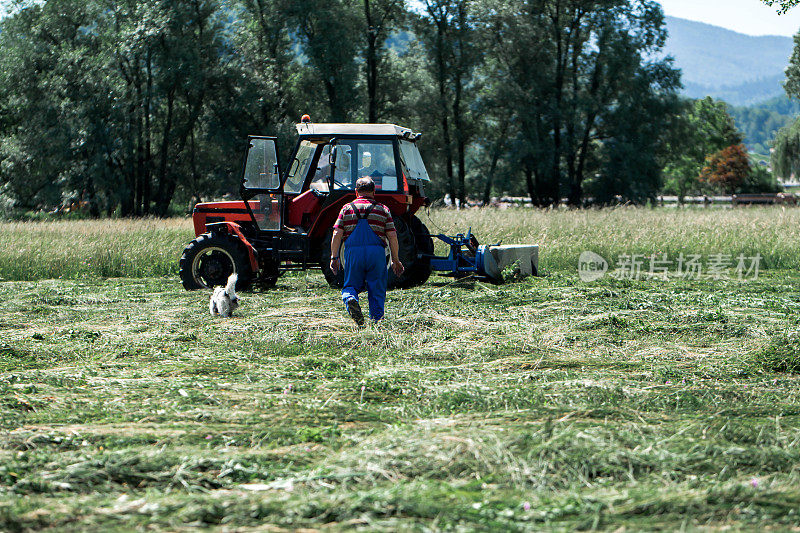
[330,177,404,325]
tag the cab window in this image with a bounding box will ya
[243,138,280,189]
[285,140,320,193]
[314,140,398,191]
[399,140,430,181]
[357,141,397,191]
[310,144,349,192]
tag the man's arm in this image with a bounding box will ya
[330,228,344,274]
[386,230,404,276]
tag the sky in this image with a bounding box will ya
[659,0,800,37]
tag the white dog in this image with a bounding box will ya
[209,273,240,318]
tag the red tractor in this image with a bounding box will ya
[179,120,436,291]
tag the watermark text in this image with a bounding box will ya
[578,252,761,282]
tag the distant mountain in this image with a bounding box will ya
[664,16,794,106]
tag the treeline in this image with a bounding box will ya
[731,95,800,156]
[0,0,761,215]
[661,97,782,199]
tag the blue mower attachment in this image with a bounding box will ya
[423,229,539,283]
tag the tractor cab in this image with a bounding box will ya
[240,122,430,238]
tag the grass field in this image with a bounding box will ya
[1,208,800,531]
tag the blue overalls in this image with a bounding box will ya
[342,202,388,321]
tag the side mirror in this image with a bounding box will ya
[328,138,339,180]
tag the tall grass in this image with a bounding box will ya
[0,218,193,281]
[1,207,799,281]
[420,206,800,272]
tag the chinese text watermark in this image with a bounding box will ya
[579,251,761,282]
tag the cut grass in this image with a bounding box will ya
[1,208,800,530]
[752,333,800,373]
[1,269,800,530]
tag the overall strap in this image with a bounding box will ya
[351,200,376,221]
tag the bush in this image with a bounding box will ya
[700,144,751,194]
[738,165,782,194]
[0,191,15,220]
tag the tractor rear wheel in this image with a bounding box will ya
[179,233,253,291]
[389,215,434,289]
[320,229,345,289]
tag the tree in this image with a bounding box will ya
[729,96,800,156]
[471,71,514,204]
[700,144,751,194]
[0,0,726,213]
[474,0,552,205]
[478,0,680,205]
[0,0,99,210]
[234,0,298,131]
[772,119,800,179]
[762,0,799,13]
[662,97,744,200]
[0,0,246,216]
[360,0,406,122]
[285,1,361,122]
[784,32,800,100]
[589,62,683,204]
[415,0,481,204]
[231,0,303,165]
[741,164,781,193]
[768,21,800,182]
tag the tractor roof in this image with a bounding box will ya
[295,122,418,139]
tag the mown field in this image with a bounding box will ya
[1,208,800,531]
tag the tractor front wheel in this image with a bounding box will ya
[256,259,280,289]
[179,233,253,291]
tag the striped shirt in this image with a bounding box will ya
[333,198,396,246]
